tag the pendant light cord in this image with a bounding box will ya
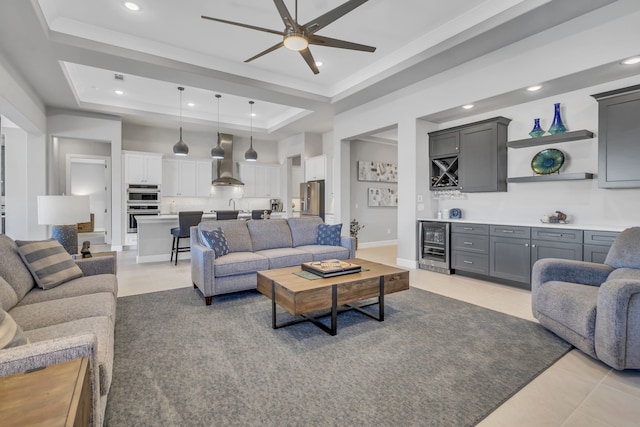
[178,87,184,136]
[249,100,254,148]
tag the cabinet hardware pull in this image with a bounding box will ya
[532,244,536,248]
[463,227,473,230]
[544,233,562,237]
[463,260,473,264]
[501,230,514,233]
[525,243,529,247]
[463,242,473,245]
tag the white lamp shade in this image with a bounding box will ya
[37,195,90,225]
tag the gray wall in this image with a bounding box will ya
[350,140,398,245]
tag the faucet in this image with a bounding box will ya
[229,198,236,210]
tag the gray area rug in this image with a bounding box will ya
[105,287,571,426]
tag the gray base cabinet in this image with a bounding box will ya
[451,223,619,288]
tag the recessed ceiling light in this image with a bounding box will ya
[124,2,140,11]
[462,104,474,110]
[621,56,640,65]
[187,102,195,107]
[527,85,543,92]
[250,112,257,117]
[114,90,124,95]
[315,60,324,67]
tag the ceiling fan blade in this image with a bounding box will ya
[303,0,369,34]
[299,48,320,74]
[244,41,284,63]
[309,34,376,52]
[273,0,297,30]
[201,15,283,36]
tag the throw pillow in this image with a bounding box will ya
[201,227,230,258]
[0,308,29,349]
[317,223,342,246]
[15,239,84,290]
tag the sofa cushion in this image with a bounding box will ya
[0,234,36,301]
[0,275,18,312]
[18,274,118,306]
[288,216,323,247]
[255,248,313,269]
[536,281,599,340]
[199,220,252,253]
[297,245,350,261]
[607,268,640,281]
[26,316,114,396]
[9,292,115,331]
[247,219,293,251]
[213,252,269,278]
[317,223,342,246]
[15,239,83,290]
[201,227,230,258]
[0,308,29,349]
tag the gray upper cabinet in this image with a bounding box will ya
[592,85,640,188]
[429,117,510,193]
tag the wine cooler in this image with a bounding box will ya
[418,221,451,274]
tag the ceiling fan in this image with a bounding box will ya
[202,0,376,74]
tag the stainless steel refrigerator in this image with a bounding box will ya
[300,180,325,221]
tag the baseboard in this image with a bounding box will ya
[358,239,397,249]
[396,258,417,269]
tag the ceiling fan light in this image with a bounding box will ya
[284,34,308,51]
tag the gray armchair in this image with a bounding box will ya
[532,227,640,370]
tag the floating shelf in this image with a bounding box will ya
[507,173,594,183]
[507,130,594,149]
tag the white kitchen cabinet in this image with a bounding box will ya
[238,162,281,197]
[304,155,326,181]
[195,160,213,196]
[124,152,163,185]
[162,158,198,197]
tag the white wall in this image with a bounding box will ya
[350,140,398,245]
[332,6,640,267]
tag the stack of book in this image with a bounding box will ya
[301,259,361,278]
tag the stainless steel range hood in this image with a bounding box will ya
[212,133,244,187]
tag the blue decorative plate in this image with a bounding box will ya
[531,148,565,175]
[449,208,462,219]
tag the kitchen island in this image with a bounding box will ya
[134,212,286,263]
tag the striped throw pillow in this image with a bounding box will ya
[15,239,83,290]
[0,308,29,349]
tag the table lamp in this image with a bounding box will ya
[37,195,90,255]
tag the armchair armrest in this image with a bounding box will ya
[532,258,613,291]
[340,235,356,259]
[0,334,102,426]
[595,279,640,370]
[75,256,116,276]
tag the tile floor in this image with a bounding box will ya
[111,244,640,426]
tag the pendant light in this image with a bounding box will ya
[172,86,189,156]
[244,100,258,162]
[210,94,225,159]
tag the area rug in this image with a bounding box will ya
[104,287,570,426]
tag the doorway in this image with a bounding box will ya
[66,155,112,244]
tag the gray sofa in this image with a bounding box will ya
[532,226,640,370]
[0,234,118,426]
[191,216,355,305]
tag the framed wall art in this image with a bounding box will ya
[358,161,398,182]
[368,187,398,207]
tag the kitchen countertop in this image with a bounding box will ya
[136,211,287,222]
[416,217,629,233]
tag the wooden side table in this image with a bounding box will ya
[0,357,91,427]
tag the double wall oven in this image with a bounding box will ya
[126,185,160,232]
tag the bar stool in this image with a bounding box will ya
[170,211,203,265]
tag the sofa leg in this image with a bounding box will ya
[205,296,213,306]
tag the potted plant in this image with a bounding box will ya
[350,219,364,250]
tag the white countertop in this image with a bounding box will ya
[416,217,629,232]
[136,211,287,222]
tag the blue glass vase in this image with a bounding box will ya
[529,118,545,138]
[548,102,567,135]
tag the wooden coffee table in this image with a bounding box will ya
[256,258,409,335]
